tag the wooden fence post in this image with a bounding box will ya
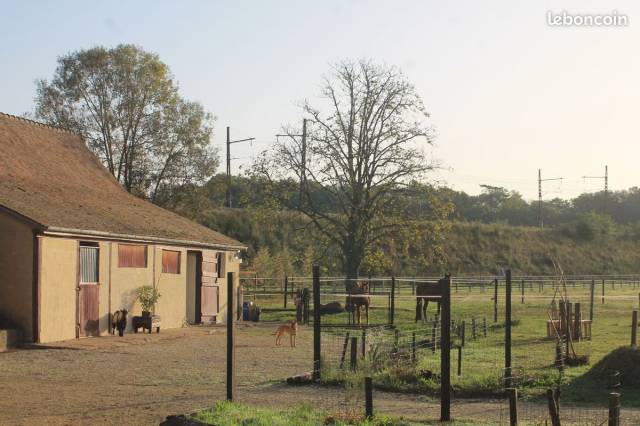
[574,303,582,341]
[632,310,638,348]
[431,320,437,352]
[494,278,499,323]
[483,317,487,337]
[312,266,321,381]
[457,345,462,376]
[339,332,350,369]
[411,332,416,364]
[350,336,358,371]
[505,270,513,390]
[460,320,466,348]
[608,392,621,426]
[365,377,373,418]
[226,271,235,401]
[602,279,606,304]
[521,279,525,304]
[509,388,518,426]
[472,318,477,340]
[284,276,288,308]
[440,274,452,422]
[590,279,595,322]
[361,328,367,358]
[390,276,396,326]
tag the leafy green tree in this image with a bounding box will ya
[34,44,217,205]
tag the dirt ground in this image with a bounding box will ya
[0,323,637,425]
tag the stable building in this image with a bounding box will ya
[0,113,245,343]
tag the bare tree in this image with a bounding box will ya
[255,60,436,288]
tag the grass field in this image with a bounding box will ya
[244,277,640,407]
[191,401,481,425]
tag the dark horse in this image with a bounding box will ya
[347,281,370,325]
[415,282,441,323]
[111,309,128,337]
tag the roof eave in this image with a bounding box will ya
[43,226,247,251]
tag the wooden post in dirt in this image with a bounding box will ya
[494,278,499,323]
[590,279,596,322]
[312,266,321,381]
[632,310,638,348]
[547,389,561,426]
[350,336,358,371]
[508,388,518,426]
[365,376,373,418]
[226,271,235,401]
[505,269,513,390]
[284,276,288,308]
[457,345,462,376]
[608,392,621,426]
[440,274,452,422]
[390,276,396,326]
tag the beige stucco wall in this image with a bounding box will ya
[153,245,187,329]
[186,252,197,324]
[36,235,241,342]
[38,237,77,343]
[0,212,34,341]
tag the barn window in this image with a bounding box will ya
[79,244,99,283]
[162,250,181,274]
[216,252,223,278]
[118,244,147,268]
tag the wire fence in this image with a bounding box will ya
[237,273,638,423]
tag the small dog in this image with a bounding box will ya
[273,320,298,347]
[111,309,128,337]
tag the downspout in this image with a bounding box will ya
[32,231,42,343]
[108,242,112,334]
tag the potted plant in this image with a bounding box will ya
[136,286,161,317]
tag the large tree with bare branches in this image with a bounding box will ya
[255,60,438,288]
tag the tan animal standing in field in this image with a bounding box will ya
[273,320,298,347]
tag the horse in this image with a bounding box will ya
[347,281,370,325]
[415,282,441,323]
[111,309,128,336]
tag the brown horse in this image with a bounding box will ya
[415,282,441,323]
[347,281,370,325]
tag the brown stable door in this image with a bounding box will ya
[200,254,219,324]
[78,245,100,337]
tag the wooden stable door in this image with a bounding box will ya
[78,245,100,337]
[78,285,99,337]
[200,254,219,324]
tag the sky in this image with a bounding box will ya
[1,0,638,200]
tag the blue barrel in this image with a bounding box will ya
[242,302,251,321]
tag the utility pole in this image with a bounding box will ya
[582,165,608,213]
[538,169,563,228]
[225,126,255,208]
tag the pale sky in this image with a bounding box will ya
[1,0,638,200]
